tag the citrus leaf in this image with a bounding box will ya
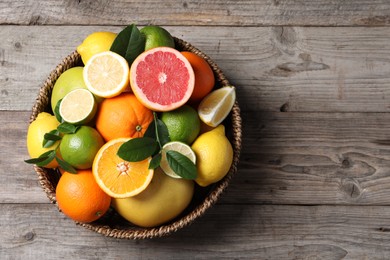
[166,150,197,179]
[149,152,162,169]
[43,129,61,148]
[24,150,56,167]
[55,156,77,174]
[144,117,170,147]
[110,24,145,65]
[54,98,63,122]
[57,122,79,134]
[117,137,158,162]
[144,120,156,139]
[155,118,170,146]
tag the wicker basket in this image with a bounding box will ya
[29,37,242,239]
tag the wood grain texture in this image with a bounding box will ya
[2,204,390,259]
[6,111,390,205]
[2,26,390,112]
[1,0,390,26]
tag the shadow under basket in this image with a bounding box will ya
[29,37,242,239]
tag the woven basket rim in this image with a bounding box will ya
[30,37,242,239]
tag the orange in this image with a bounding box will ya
[181,51,215,103]
[92,138,154,198]
[56,169,111,223]
[95,93,153,141]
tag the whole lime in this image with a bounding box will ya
[161,105,200,144]
[59,126,104,169]
[140,25,175,51]
[26,112,60,169]
[112,168,194,227]
[51,67,87,112]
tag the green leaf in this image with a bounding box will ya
[43,129,61,148]
[155,118,170,146]
[166,150,197,179]
[144,120,156,139]
[117,137,158,162]
[110,24,145,65]
[24,150,56,167]
[54,98,63,122]
[57,122,79,134]
[149,153,162,169]
[55,156,77,174]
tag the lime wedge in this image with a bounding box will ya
[160,141,196,178]
[198,86,236,127]
[59,88,97,125]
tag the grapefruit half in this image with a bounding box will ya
[129,47,195,111]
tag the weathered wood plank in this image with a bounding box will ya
[1,203,390,259]
[1,0,390,26]
[226,111,390,205]
[5,110,390,205]
[2,26,390,112]
[0,111,48,204]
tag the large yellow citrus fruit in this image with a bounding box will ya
[77,31,117,65]
[26,112,60,168]
[191,125,233,187]
[112,168,194,227]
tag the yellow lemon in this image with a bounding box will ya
[83,51,129,98]
[191,125,233,187]
[77,31,117,65]
[26,112,60,168]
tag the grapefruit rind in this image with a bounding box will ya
[129,47,195,112]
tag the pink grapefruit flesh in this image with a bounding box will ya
[130,47,195,111]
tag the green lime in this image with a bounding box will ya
[161,105,200,144]
[59,126,104,169]
[160,141,196,179]
[51,67,88,112]
[140,25,175,51]
[59,89,97,125]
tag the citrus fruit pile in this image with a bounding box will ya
[26,24,236,227]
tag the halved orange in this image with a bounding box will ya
[92,138,154,198]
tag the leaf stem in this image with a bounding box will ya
[153,112,163,150]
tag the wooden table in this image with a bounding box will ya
[2,1,390,259]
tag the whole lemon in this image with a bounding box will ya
[161,105,200,144]
[77,31,117,65]
[112,168,194,228]
[191,125,233,187]
[26,112,60,168]
[59,126,104,169]
[50,67,88,112]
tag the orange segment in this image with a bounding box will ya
[92,138,154,198]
